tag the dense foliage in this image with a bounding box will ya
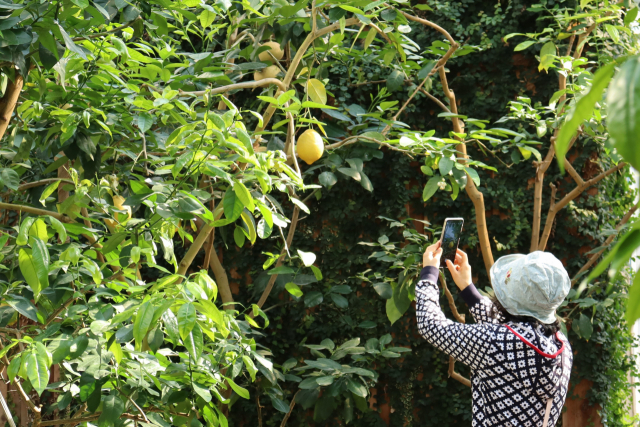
[0,0,637,426]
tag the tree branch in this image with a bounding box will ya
[449,356,471,387]
[382,46,457,135]
[438,272,470,387]
[392,6,456,44]
[255,188,301,310]
[436,65,494,276]
[0,202,72,223]
[573,22,597,60]
[0,71,25,142]
[538,162,627,251]
[572,204,638,284]
[180,78,287,97]
[279,391,300,427]
[177,224,215,282]
[420,88,450,113]
[439,273,465,323]
[10,178,74,193]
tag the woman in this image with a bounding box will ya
[417,242,572,427]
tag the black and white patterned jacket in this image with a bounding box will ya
[415,266,572,427]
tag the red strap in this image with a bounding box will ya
[504,325,565,359]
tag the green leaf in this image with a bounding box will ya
[39,180,61,206]
[184,323,203,361]
[330,293,348,308]
[19,248,45,298]
[304,291,323,307]
[17,218,35,246]
[363,27,377,50]
[346,378,367,397]
[29,219,48,241]
[291,198,310,214]
[386,280,412,325]
[227,378,250,399]
[606,56,640,171]
[318,171,337,188]
[557,63,615,172]
[133,302,155,351]
[178,303,196,341]
[465,167,480,186]
[138,112,153,133]
[233,180,255,212]
[234,226,246,248]
[306,79,327,105]
[101,232,127,255]
[626,272,640,326]
[97,395,124,427]
[0,168,20,191]
[6,296,39,323]
[386,70,404,92]
[577,313,593,340]
[624,8,638,27]
[514,40,536,51]
[285,282,303,297]
[438,157,454,176]
[418,61,436,80]
[29,236,50,291]
[242,355,258,381]
[538,41,556,72]
[8,356,20,381]
[162,309,180,345]
[25,351,49,396]
[70,0,89,8]
[605,24,620,44]
[223,187,244,220]
[278,0,308,17]
[373,282,392,299]
[422,176,441,201]
[58,24,87,60]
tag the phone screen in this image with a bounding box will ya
[440,219,463,268]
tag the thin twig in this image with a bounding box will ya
[279,391,300,427]
[572,204,638,284]
[139,131,150,177]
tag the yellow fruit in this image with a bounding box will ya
[258,41,284,62]
[296,129,324,165]
[105,195,132,231]
[253,65,280,81]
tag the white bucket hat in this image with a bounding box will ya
[490,251,571,324]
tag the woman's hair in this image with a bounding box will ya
[489,294,560,336]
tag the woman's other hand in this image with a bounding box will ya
[446,249,472,290]
[423,241,442,268]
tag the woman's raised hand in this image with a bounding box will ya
[446,249,472,290]
[422,241,442,268]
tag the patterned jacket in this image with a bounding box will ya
[415,266,572,427]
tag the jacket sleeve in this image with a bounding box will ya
[415,266,499,370]
[459,284,505,324]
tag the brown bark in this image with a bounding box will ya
[538,162,627,251]
[439,272,471,387]
[437,67,494,276]
[530,147,556,251]
[0,72,24,142]
[209,242,234,311]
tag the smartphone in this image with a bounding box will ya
[439,218,464,268]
